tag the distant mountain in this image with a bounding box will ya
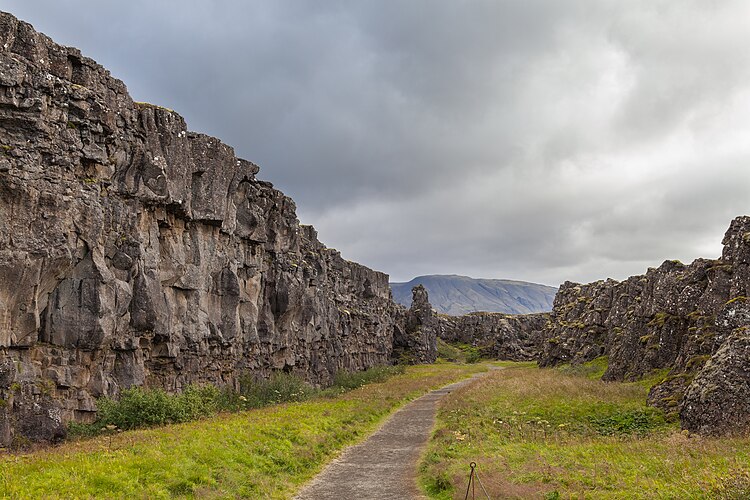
[390,275,557,316]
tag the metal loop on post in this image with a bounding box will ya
[464,461,491,500]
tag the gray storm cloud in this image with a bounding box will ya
[5,0,750,285]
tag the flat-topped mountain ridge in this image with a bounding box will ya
[391,274,557,316]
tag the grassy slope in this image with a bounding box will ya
[419,362,750,499]
[0,363,485,499]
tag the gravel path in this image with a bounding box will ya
[294,372,487,500]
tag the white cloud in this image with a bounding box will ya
[6,0,750,286]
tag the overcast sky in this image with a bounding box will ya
[6,1,750,285]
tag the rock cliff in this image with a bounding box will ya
[438,312,548,361]
[0,12,432,445]
[539,216,750,434]
[392,285,439,364]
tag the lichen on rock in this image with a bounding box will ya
[537,215,750,435]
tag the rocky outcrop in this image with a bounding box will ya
[680,325,750,436]
[679,221,750,435]
[0,12,433,446]
[392,285,438,364]
[439,312,548,361]
[539,216,750,434]
[540,260,730,395]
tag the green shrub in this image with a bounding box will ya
[436,339,464,362]
[96,387,174,429]
[174,384,221,419]
[436,340,484,363]
[214,386,247,412]
[68,366,406,437]
[464,347,482,364]
[331,365,405,391]
[238,372,316,408]
[588,407,667,436]
[94,384,221,430]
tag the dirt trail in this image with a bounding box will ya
[294,371,488,500]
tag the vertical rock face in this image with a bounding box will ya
[438,312,548,361]
[680,219,750,435]
[540,259,730,395]
[392,285,438,364]
[680,326,750,436]
[538,216,750,434]
[0,12,423,445]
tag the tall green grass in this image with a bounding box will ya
[436,339,482,363]
[69,365,406,437]
[419,363,750,499]
[1,363,487,499]
[330,364,405,391]
[98,384,220,429]
[557,355,609,379]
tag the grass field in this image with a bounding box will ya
[0,363,485,499]
[419,360,750,499]
[5,357,748,499]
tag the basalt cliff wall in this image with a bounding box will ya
[438,312,548,361]
[0,13,432,445]
[392,285,439,364]
[434,216,750,435]
[539,216,750,435]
